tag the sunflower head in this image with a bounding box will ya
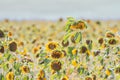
[62,76,68,80]
[98,37,104,44]
[8,41,17,52]
[93,50,100,56]
[51,60,62,71]
[71,35,76,43]
[62,40,69,47]
[72,60,78,67]
[8,32,12,37]
[80,46,87,53]
[108,38,117,45]
[92,74,96,80]
[0,46,4,53]
[72,49,77,55]
[85,77,92,80]
[86,39,92,45]
[32,46,39,54]
[46,42,58,52]
[0,30,5,38]
[38,69,45,78]
[70,21,87,30]
[77,21,87,30]
[115,67,120,74]
[51,50,62,59]
[105,69,111,76]
[105,32,115,38]
[20,66,30,74]
[6,72,14,80]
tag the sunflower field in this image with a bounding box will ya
[0,17,120,80]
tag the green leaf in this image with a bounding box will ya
[0,73,5,80]
[77,67,85,75]
[3,63,9,71]
[23,76,29,80]
[78,20,88,28]
[88,43,92,50]
[74,32,82,43]
[67,17,75,22]
[63,31,71,43]
[14,62,21,70]
[67,47,74,57]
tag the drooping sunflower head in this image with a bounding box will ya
[20,65,30,74]
[8,41,17,52]
[51,60,62,72]
[6,71,14,80]
[46,42,58,52]
[51,50,62,59]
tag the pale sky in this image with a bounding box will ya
[0,0,120,20]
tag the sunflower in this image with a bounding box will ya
[105,69,111,76]
[86,40,92,45]
[85,77,92,80]
[70,35,75,43]
[70,21,86,30]
[61,50,67,57]
[8,41,17,52]
[72,60,78,67]
[51,60,62,71]
[115,67,120,74]
[0,30,5,38]
[6,72,14,80]
[62,40,69,47]
[32,47,39,54]
[72,49,77,55]
[92,74,96,80]
[0,46,4,53]
[20,66,30,74]
[62,76,68,80]
[8,32,12,37]
[20,48,27,56]
[93,50,100,56]
[77,21,87,30]
[46,42,58,52]
[51,50,62,59]
[98,37,104,45]
[80,46,87,53]
[105,32,115,38]
[39,69,45,78]
[37,76,46,80]
[108,38,117,45]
